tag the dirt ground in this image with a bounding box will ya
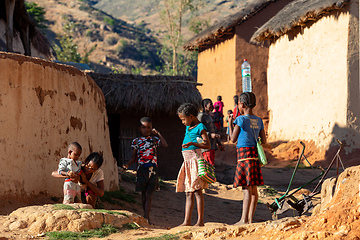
[0,141,345,239]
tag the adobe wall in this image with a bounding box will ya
[267,6,359,153]
[0,52,118,200]
[197,38,236,124]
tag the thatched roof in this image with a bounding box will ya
[0,1,53,58]
[183,0,277,51]
[88,73,203,116]
[250,0,350,43]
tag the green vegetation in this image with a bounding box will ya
[53,20,97,64]
[104,17,115,27]
[25,2,48,29]
[122,222,140,230]
[45,224,119,240]
[122,172,137,183]
[100,188,137,205]
[259,185,278,196]
[53,204,128,216]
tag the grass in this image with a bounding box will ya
[122,172,137,183]
[259,185,278,196]
[53,204,128,217]
[101,188,137,205]
[46,224,119,240]
[158,177,167,189]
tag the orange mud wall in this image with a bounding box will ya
[0,52,118,200]
[266,1,359,160]
[197,38,236,125]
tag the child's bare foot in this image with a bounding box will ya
[194,222,204,227]
[179,222,191,226]
[234,220,247,225]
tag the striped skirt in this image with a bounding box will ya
[176,149,208,192]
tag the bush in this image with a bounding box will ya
[106,36,118,46]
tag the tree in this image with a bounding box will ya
[53,21,96,64]
[158,0,209,76]
[25,2,48,29]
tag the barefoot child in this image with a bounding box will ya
[123,117,168,224]
[225,109,233,143]
[176,103,211,226]
[229,92,266,225]
[56,142,83,204]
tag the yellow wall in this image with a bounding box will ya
[267,10,356,150]
[0,52,118,199]
[197,38,236,124]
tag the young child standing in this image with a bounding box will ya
[198,98,223,166]
[228,92,266,225]
[225,109,233,143]
[176,103,211,226]
[214,95,224,128]
[123,117,168,224]
[57,142,83,204]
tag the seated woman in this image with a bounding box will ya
[52,152,105,208]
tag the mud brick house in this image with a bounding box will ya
[250,0,359,162]
[184,0,295,126]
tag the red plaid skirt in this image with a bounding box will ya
[233,147,264,187]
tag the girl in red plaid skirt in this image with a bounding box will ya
[229,92,266,225]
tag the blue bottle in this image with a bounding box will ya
[241,59,252,92]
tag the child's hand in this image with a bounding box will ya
[182,142,193,148]
[67,171,75,178]
[152,128,159,135]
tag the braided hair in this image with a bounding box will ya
[239,92,256,108]
[177,103,198,117]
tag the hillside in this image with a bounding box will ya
[28,0,248,74]
[28,0,163,74]
[89,0,247,37]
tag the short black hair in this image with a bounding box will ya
[69,142,82,151]
[227,109,233,114]
[217,95,222,101]
[201,98,212,111]
[239,92,256,108]
[177,103,198,117]
[85,152,104,168]
[140,117,152,126]
[233,95,239,105]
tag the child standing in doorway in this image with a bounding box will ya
[123,117,168,224]
[57,142,83,204]
[176,103,211,226]
[229,92,266,225]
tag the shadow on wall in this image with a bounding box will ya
[315,123,360,168]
